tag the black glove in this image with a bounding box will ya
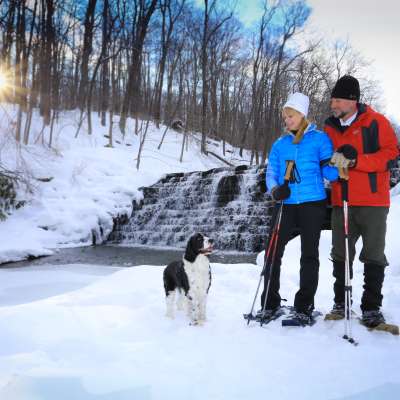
[271,182,291,201]
[337,144,358,166]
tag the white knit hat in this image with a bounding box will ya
[283,92,309,117]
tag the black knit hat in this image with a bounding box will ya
[331,75,360,101]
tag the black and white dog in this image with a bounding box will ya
[163,233,214,325]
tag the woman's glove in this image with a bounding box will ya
[271,183,291,201]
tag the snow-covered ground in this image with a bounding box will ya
[0,107,399,399]
[0,106,249,263]
[0,198,399,399]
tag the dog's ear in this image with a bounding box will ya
[184,234,202,263]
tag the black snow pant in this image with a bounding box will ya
[260,199,327,313]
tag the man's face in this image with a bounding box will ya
[330,98,357,119]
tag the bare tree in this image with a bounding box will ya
[77,0,98,110]
[38,0,55,126]
[119,0,158,136]
[153,0,185,128]
[200,0,232,153]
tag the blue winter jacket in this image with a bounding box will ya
[266,124,338,204]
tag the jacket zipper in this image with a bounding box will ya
[295,144,299,204]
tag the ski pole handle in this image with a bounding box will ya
[338,167,349,180]
[284,160,295,182]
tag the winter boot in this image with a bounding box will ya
[361,310,386,328]
[324,303,345,321]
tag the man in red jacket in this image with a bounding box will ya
[324,75,399,327]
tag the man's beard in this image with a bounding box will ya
[332,110,348,119]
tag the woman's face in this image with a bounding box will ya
[282,108,304,131]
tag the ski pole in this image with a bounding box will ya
[339,167,357,345]
[259,201,284,326]
[244,161,295,325]
[244,201,283,325]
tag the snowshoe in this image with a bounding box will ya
[359,310,399,335]
[324,303,345,321]
[361,322,400,336]
[244,306,286,326]
[282,309,322,327]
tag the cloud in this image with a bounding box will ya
[306,0,400,121]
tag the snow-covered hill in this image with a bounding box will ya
[0,107,250,263]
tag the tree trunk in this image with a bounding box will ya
[77,0,97,110]
[119,0,158,135]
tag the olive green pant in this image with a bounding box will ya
[331,206,389,311]
[331,206,389,267]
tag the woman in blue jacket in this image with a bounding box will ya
[260,92,338,326]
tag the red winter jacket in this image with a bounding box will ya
[324,104,399,207]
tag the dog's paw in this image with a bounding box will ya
[165,312,175,319]
[189,319,204,326]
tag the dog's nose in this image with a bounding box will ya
[209,239,214,244]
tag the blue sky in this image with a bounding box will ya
[235,0,263,26]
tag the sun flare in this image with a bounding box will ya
[0,69,10,91]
